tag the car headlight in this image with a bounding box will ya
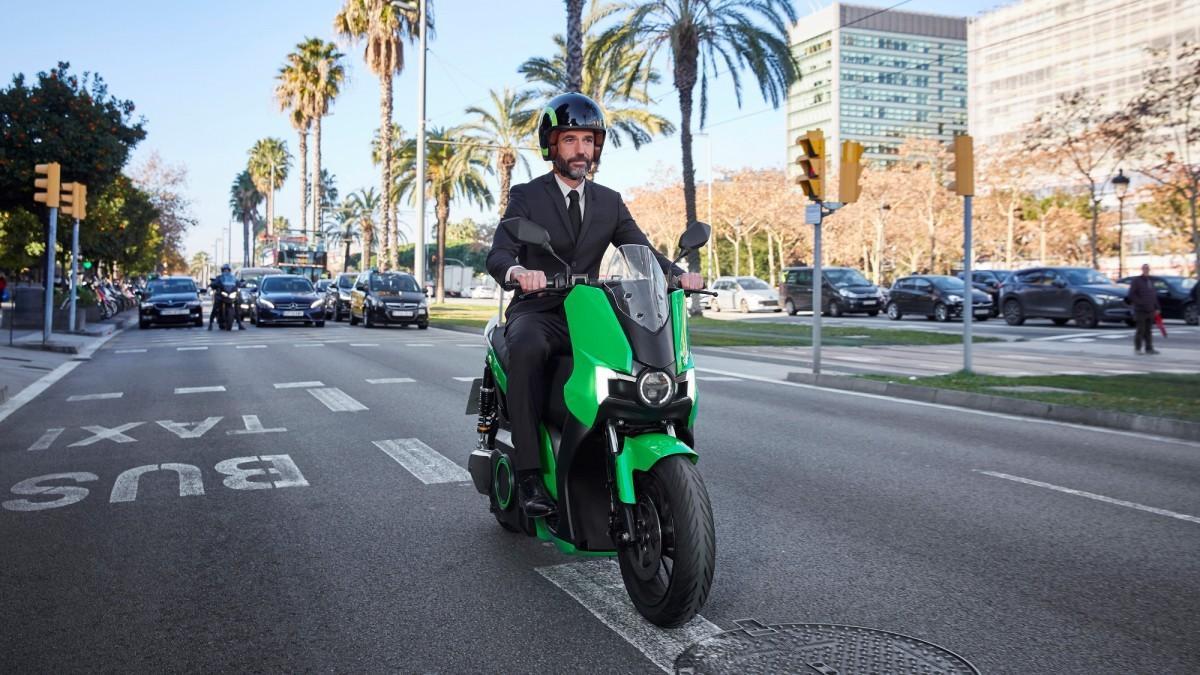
[140,302,154,310]
[947,294,962,303]
[838,288,853,297]
[339,292,350,300]
[258,298,275,309]
[1095,294,1122,303]
[187,301,201,308]
[637,369,675,408]
[310,298,324,308]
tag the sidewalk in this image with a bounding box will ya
[0,313,137,407]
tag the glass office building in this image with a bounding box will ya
[787,3,968,184]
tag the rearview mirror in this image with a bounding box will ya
[677,221,711,254]
[355,282,367,291]
[501,217,552,250]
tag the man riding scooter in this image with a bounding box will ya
[208,263,244,330]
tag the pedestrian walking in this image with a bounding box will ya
[1125,263,1160,355]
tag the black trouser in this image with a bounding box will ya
[209,297,243,328]
[1134,309,1154,351]
[504,309,571,472]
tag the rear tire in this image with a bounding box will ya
[617,456,715,628]
[316,321,325,328]
[349,310,359,326]
[139,319,148,329]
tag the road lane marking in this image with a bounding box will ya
[697,376,741,381]
[537,559,721,673]
[455,344,477,348]
[67,392,123,402]
[349,343,379,347]
[110,463,205,503]
[236,344,267,349]
[976,470,1200,525]
[0,326,122,425]
[407,343,433,347]
[177,346,208,351]
[27,428,65,451]
[226,415,287,435]
[69,422,144,447]
[294,343,325,348]
[156,417,223,439]
[174,386,226,394]
[274,381,324,389]
[452,377,477,382]
[1103,370,1146,375]
[115,349,147,353]
[366,378,416,384]
[309,387,368,412]
[1065,338,1094,343]
[371,439,470,484]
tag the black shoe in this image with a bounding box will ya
[519,474,556,518]
[1145,348,1159,355]
[207,324,213,331]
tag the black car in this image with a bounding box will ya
[349,270,429,328]
[779,266,885,316]
[235,267,284,320]
[999,267,1132,328]
[315,279,332,295]
[1116,274,1198,325]
[955,270,1008,317]
[252,275,326,327]
[138,276,203,329]
[324,272,357,322]
[886,275,992,322]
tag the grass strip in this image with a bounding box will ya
[861,371,1200,422]
[687,317,1002,347]
[427,304,499,330]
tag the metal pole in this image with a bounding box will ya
[812,214,822,375]
[227,217,233,267]
[69,217,79,332]
[414,0,428,293]
[963,194,973,374]
[43,207,58,343]
[706,135,714,283]
[1117,196,1125,279]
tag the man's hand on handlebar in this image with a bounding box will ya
[513,267,547,293]
[678,272,703,291]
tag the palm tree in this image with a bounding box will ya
[324,203,362,272]
[343,187,381,270]
[521,1,675,153]
[334,0,430,278]
[371,122,406,269]
[229,170,263,266]
[600,0,798,308]
[247,138,292,239]
[189,251,210,280]
[298,38,346,234]
[318,168,339,230]
[395,126,493,303]
[565,0,584,91]
[276,49,312,235]
[463,88,537,217]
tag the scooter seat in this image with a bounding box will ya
[486,322,510,372]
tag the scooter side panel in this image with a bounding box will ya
[670,290,699,429]
[562,286,633,428]
[615,433,698,505]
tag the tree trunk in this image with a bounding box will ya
[675,41,700,313]
[712,242,721,278]
[312,117,322,239]
[725,235,740,275]
[565,0,584,92]
[499,151,516,216]
[1190,186,1199,275]
[380,73,394,274]
[747,235,756,278]
[298,126,309,237]
[362,222,374,271]
[1006,204,1015,267]
[1089,187,1100,270]
[242,216,251,267]
[874,215,885,285]
[343,240,352,272]
[266,189,274,239]
[435,190,450,303]
[389,195,399,271]
[1040,218,1047,264]
[766,230,776,286]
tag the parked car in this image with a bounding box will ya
[235,267,284,320]
[315,279,332,295]
[886,275,992,322]
[1116,274,1198,325]
[955,270,1007,317]
[139,276,203,329]
[252,274,325,327]
[779,266,885,316]
[350,270,429,329]
[999,267,1132,328]
[324,272,356,322]
[706,276,780,313]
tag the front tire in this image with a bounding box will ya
[1073,300,1098,329]
[934,302,950,322]
[828,300,843,317]
[349,310,359,326]
[785,299,796,316]
[886,302,903,321]
[1003,299,1025,326]
[1184,302,1197,325]
[617,456,715,628]
[740,299,749,313]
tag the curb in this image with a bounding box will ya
[785,371,1200,442]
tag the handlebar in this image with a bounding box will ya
[504,276,716,300]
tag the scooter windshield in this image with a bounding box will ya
[603,245,670,331]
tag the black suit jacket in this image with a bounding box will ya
[487,172,683,319]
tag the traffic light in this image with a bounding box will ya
[949,135,974,197]
[82,260,93,270]
[839,140,864,204]
[794,129,825,202]
[33,162,61,208]
[61,182,88,220]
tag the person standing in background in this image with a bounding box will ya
[1125,264,1160,355]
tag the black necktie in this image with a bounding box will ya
[567,189,582,239]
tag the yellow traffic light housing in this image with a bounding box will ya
[795,129,825,202]
[61,182,88,220]
[34,162,61,208]
[950,135,974,197]
[839,140,864,204]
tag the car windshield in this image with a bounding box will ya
[261,277,314,293]
[932,277,966,291]
[737,277,770,290]
[1168,277,1196,291]
[370,274,420,292]
[1062,269,1112,286]
[825,269,871,287]
[146,279,196,295]
[337,275,355,289]
[603,244,669,331]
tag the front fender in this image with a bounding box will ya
[614,433,697,505]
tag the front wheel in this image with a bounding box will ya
[1185,302,1198,326]
[739,299,749,313]
[934,302,950,322]
[1073,301,1098,329]
[617,456,715,628]
[828,300,843,317]
[886,302,903,321]
[785,299,797,316]
[1003,299,1025,326]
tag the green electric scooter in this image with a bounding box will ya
[467,218,716,627]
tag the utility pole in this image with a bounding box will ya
[414,0,428,296]
[61,183,87,333]
[951,135,976,373]
[34,163,61,344]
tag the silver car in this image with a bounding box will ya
[706,276,781,313]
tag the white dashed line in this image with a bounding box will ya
[294,343,325,348]
[236,344,267,349]
[308,387,368,411]
[115,349,147,353]
[174,386,226,394]
[349,343,379,347]
[407,343,433,347]
[453,377,478,382]
[366,378,416,384]
[274,381,325,389]
[66,392,123,402]
[27,428,65,451]
[977,470,1200,525]
[372,439,471,484]
[177,346,208,351]
[697,376,741,381]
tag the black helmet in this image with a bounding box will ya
[537,93,607,162]
[221,263,231,272]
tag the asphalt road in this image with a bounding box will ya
[1,318,1197,672]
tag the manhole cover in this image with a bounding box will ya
[675,619,979,675]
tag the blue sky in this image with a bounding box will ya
[2,0,993,261]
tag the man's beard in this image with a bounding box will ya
[554,153,593,180]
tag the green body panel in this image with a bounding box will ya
[615,433,698,504]
[535,518,616,556]
[563,286,634,428]
[670,290,699,429]
[486,349,507,393]
[538,425,558,499]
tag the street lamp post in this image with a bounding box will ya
[1112,169,1130,278]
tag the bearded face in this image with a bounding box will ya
[552,130,596,180]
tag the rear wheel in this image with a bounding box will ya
[617,456,715,628]
[886,302,902,321]
[1003,299,1025,326]
[349,309,359,326]
[1073,301,1098,329]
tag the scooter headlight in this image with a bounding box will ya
[637,370,675,408]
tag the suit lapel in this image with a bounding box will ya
[539,172,576,245]
[579,179,597,247]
